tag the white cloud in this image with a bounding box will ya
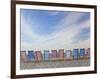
[53,12,85,30]
[21,12,90,51]
[47,11,62,15]
[79,19,90,29]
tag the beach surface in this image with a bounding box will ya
[20,58,90,70]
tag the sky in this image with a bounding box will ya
[20,9,90,50]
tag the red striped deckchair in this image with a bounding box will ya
[35,51,43,62]
[20,51,29,62]
[58,49,64,60]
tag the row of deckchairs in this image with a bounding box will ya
[20,48,90,63]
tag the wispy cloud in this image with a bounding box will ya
[21,9,90,50]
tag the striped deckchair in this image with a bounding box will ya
[65,50,72,60]
[28,50,35,62]
[79,48,85,58]
[51,50,57,61]
[35,51,43,62]
[44,50,50,61]
[85,48,90,58]
[58,49,64,60]
[20,51,29,63]
[73,49,79,60]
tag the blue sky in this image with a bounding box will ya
[20,9,90,50]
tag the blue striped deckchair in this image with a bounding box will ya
[73,49,79,60]
[44,50,50,61]
[80,48,85,58]
[28,50,35,62]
